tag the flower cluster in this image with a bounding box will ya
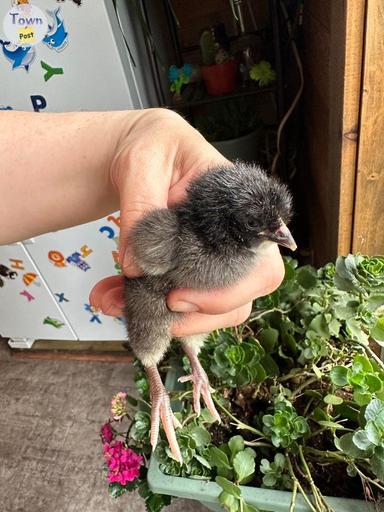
[111,391,128,420]
[103,441,143,485]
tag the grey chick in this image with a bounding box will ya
[124,162,296,463]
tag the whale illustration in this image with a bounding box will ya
[0,40,35,71]
[42,8,68,51]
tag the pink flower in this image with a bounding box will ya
[111,391,128,420]
[100,422,114,444]
[103,441,143,485]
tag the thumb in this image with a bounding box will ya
[116,154,172,277]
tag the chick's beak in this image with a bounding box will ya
[266,222,297,251]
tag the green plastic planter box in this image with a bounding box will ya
[147,369,375,512]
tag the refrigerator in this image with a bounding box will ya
[0,0,162,347]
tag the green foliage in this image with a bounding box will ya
[259,453,292,490]
[249,60,276,87]
[262,398,309,448]
[101,254,384,511]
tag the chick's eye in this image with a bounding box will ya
[246,218,258,229]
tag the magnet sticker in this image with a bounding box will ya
[20,289,34,301]
[43,316,65,328]
[48,250,67,267]
[0,105,13,110]
[9,258,24,270]
[107,215,120,227]
[40,60,63,81]
[66,251,90,271]
[23,272,38,286]
[55,292,69,303]
[80,244,93,258]
[3,3,48,47]
[84,303,102,324]
[99,226,115,239]
[56,0,82,6]
[0,264,17,287]
[42,8,68,52]
[0,40,35,71]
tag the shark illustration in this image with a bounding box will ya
[42,8,68,51]
[41,60,63,81]
[0,40,35,71]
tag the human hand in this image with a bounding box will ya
[89,109,285,334]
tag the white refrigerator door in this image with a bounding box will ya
[0,242,76,340]
[0,0,151,111]
[25,213,127,340]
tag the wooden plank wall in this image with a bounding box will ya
[303,0,365,265]
[352,0,384,255]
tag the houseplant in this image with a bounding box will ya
[101,254,384,511]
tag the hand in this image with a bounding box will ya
[89,109,285,334]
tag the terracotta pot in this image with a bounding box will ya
[201,59,238,96]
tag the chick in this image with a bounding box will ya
[123,162,296,462]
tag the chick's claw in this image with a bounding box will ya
[178,363,221,423]
[147,366,183,464]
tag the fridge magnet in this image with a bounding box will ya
[31,94,47,112]
[43,316,65,328]
[0,264,17,287]
[40,60,63,81]
[56,0,82,6]
[22,272,38,286]
[84,303,102,324]
[42,8,68,52]
[66,251,90,271]
[9,258,24,270]
[3,2,48,48]
[0,105,13,110]
[107,214,120,227]
[0,40,36,71]
[99,226,115,239]
[48,250,67,267]
[80,244,93,258]
[55,292,69,303]
[20,289,34,301]
[90,313,102,324]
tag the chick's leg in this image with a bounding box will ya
[179,337,221,422]
[146,365,183,463]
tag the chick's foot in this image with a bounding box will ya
[179,344,221,422]
[146,365,182,464]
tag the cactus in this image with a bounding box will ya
[200,29,217,66]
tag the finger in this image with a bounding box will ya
[89,275,123,309]
[160,404,182,464]
[171,302,253,338]
[167,244,285,315]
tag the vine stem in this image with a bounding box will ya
[289,479,298,512]
[244,440,273,448]
[290,376,320,398]
[353,464,384,493]
[286,453,317,512]
[213,396,266,438]
[356,341,384,370]
[298,446,335,512]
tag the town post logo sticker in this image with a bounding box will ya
[3,3,48,47]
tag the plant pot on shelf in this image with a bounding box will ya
[211,127,260,163]
[147,370,375,512]
[201,59,238,96]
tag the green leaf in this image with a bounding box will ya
[233,450,256,484]
[365,421,382,446]
[261,354,280,377]
[215,476,241,497]
[365,398,384,422]
[259,328,279,352]
[353,430,374,451]
[338,433,370,458]
[190,426,211,447]
[353,354,373,373]
[371,447,384,481]
[297,266,317,289]
[243,503,261,512]
[262,473,277,487]
[194,454,212,469]
[324,394,344,405]
[353,390,372,406]
[228,436,245,458]
[371,317,384,344]
[330,366,349,386]
[218,491,239,512]
[346,318,369,344]
[145,493,172,512]
[209,447,231,469]
[317,420,349,430]
[308,314,329,338]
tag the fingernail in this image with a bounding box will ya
[169,301,199,313]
